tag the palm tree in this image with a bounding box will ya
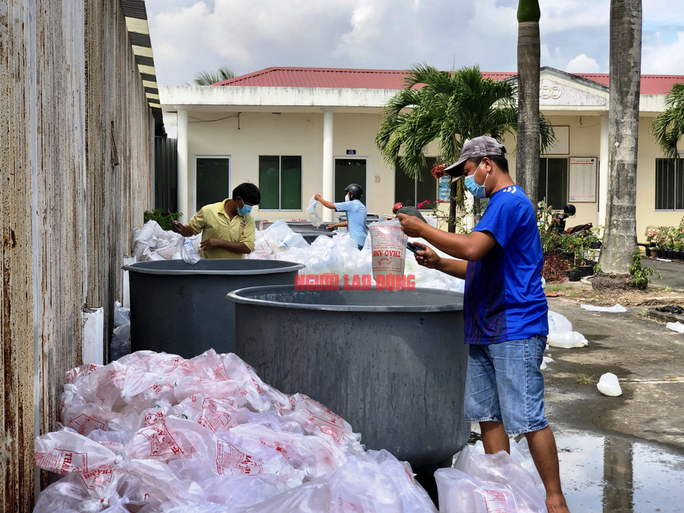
[376,64,554,232]
[192,66,235,86]
[651,83,684,158]
[599,0,642,274]
[516,0,542,205]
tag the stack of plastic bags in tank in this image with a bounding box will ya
[33,350,438,513]
[132,220,202,263]
[247,220,464,293]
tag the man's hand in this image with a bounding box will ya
[171,220,184,233]
[314,193,323,202]
[199,238,224,251]
[413,243,441,269]
[398,213,425,238]
[326,224,336,230]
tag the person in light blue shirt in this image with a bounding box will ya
[314,183,367,248]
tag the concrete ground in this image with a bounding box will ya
[544,298,684,450]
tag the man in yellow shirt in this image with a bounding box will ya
[171,183,260,259]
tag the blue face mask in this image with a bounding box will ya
[464,162,488,199]
[238,200,252,216]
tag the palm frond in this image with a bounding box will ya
[193,66,235,86]
[651,83,684,158]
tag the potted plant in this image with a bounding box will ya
[674,239,683,261]
[646,228,658,257]
[565,268,582,281]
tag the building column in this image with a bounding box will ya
[322,108,335,223]
[177,109,189,223]
[598,115,609,227]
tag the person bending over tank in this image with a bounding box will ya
[392,202,427,223]
[172,182,260,259]
[398,136,571,513]
[314,183,367,249]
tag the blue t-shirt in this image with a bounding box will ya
[465,185,548,344]
[334,199,367,247]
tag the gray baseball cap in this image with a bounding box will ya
[444,136,507,177]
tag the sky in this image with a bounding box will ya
[146,0,684,86]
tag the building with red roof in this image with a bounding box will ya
[161,66,684,235]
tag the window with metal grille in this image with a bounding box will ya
[538,158,569,210]
[655,158,684,210]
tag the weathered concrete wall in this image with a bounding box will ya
[0,3,36,511]
[0,0,154,510]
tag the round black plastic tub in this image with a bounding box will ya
[124,259,304,358]
[226,284,469,471]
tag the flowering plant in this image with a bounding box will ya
[430,162,448,180]
[417,199,444,210]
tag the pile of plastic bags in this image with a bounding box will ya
[436,439,547,513]
[132,221,201,263]
[249,221,465,294]
[34,350,438,513]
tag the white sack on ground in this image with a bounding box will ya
[597,372,623,397]
[666,321,684,333]
[580,304,627,313]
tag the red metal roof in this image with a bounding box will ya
[214,67,683,95]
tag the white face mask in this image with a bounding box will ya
[345,194,351,202]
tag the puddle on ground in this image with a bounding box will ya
[552,430,684,513]
[463,429,684,512]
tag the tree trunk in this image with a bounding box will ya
[599,0,642,274]
[516,1,541,204]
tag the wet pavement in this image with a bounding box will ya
[540,297,684,512]
[554,429,684,513]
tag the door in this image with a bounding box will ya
[335,158,367,205]
[196,157,231,212]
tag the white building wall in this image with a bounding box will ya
[183,105,675,236]
[186,110,442,220]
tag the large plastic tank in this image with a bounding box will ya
[124,259,304,358]
[226,285,469,472]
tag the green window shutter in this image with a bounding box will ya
[259,156,280,209]
[395,161,416,205]
[196,158,230,212]
[280,156,302,210]
[417,157,438,205]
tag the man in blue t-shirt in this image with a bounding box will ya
[314,183,367,248]
[398,136,570,513]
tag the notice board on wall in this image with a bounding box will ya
[569,157,597,203]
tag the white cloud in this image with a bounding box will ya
[566,54,600,73]
[538,0,609,34]
[145,0,683,87]
[642,32,684,75]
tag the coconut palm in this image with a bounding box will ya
[376,64,554,232]
[599,0,642,274]
[516,0,542,204]
[651,83,684,158]
[192,66,235,86]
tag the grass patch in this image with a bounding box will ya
[545,284,577,292]
[576,374,596,385]
[664,376,679,381]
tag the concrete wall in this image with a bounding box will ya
[0,1,154,510]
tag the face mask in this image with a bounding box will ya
[345,194,351,202]
[464,161,488,199]
[238,200,252,216]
